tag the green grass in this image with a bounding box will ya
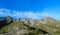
[0,21,60,35]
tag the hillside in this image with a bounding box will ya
[0,16,60,35]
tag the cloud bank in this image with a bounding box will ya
[0,8,59,20]
[0,8,42,19]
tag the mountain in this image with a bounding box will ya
[19,17,58,25]
[39,17,58,24]
[0,16,60,35]
[0,16,13,29]
[19,18,40,25]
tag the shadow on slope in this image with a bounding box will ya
[0,16,13,29]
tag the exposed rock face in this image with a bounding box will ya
[0,16,13,29]
[19,18,40,25]
[19,17,57,25]
[39,17,57,24]
[0,16,60,35]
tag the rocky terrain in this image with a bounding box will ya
[0,16,60,35]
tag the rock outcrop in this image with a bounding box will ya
[0,16,60,35]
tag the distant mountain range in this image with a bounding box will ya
[0,16,60,35]
[19,17,58,24]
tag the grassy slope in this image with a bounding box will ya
[0,21,60,35]
[35,23,60,35]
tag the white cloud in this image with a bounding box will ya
[0,8,42,19]
[40,8,60,20]
[0,8,59,20]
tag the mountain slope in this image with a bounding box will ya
[0,16,60,35]
[0,16,13,29]
[39,17,58,24]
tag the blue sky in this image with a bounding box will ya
[0,0,60,20]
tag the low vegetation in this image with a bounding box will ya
[0,16,60,35]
